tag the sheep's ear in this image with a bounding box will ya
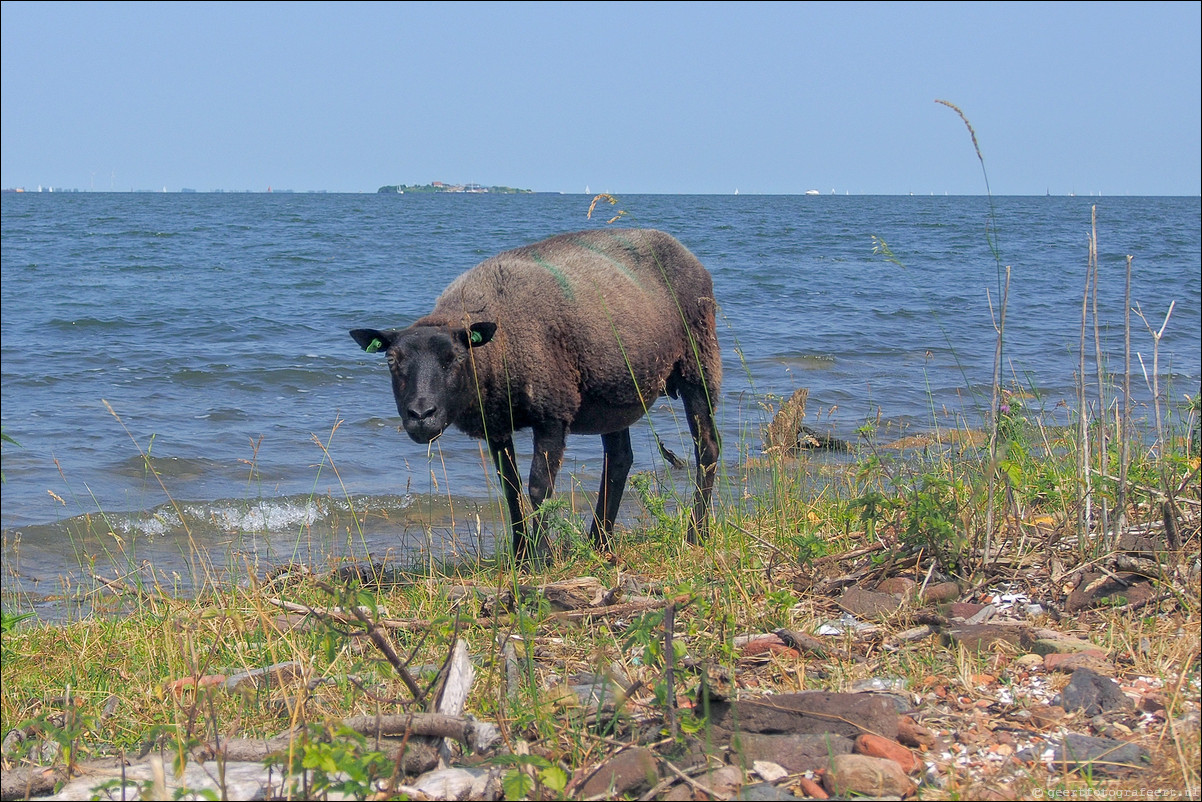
[351,329,392,354]
[460,322,497,348]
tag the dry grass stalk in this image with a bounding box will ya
[985,265,1011,566]
[1117,254,1134,531]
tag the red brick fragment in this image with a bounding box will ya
[854,732,922,774]
[796,776,829,799]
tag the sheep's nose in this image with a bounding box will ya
[407,404,437,422]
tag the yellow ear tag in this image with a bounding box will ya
[366,338,383,353]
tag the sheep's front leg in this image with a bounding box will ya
[489,435,528,561]
[527,420,567,561]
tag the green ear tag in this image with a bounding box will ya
[366,338,383,354]
[469,330,482,345]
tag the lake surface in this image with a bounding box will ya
[2,192,1199,611]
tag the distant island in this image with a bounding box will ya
[377,182,533,194]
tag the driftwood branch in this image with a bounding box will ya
[548,594,689,622]
[264,593,688,631]
[0,765,69,801]
[201,712,498,763]
[664,603,678,740]
[344,599,424,702]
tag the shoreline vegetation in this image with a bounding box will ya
[0,376,1197,799]
[3,162,1200,796]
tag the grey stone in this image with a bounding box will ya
[849,677,908,694]
[578,746,659,798]
[408,766,502,801]
[738,781,805,800]
[964,604,998,624]
[730,731,854,773]
[838,586,904,619]
[407,768,475,800]
[707,692,899,740]
[696,765,744,797]
[1036,733,1150,776]
[942,623,1030,652]
[1056,668,1131,715]
[1031,635,1104,655]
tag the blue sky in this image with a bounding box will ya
[2,1,1199,195]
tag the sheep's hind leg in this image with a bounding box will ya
[680,381,720,544]
[590,428,633,552]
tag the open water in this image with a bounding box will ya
[2,192,1199,611]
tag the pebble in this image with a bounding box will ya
[875,577,917,598]
[753,760,789,783]
[796,776,829,799]
[849,676,908,693]
[854,732,922,774]
[897,715,936,750]
[1012,653,1045,669]
[823,753,917,798]
[921,581,962,603]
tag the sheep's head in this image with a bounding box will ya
[350,322,497,443]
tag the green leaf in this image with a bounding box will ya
[680,711,706,734]
[540,765,568,793]
[502,770,536,800]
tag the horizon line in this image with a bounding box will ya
[4,188,1199,198]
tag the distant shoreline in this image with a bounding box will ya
[376,182,533,194]
[3,187,1197,198]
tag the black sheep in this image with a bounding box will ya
[351,229,721,563]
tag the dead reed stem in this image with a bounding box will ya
[1090,206,1111,543]
[1136,302,1176,460]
